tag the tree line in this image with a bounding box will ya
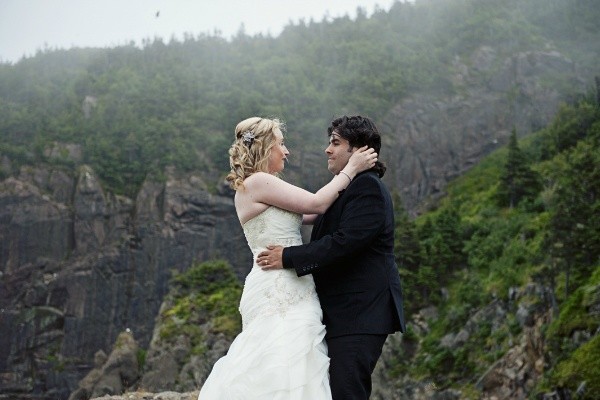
[1,0,598,195]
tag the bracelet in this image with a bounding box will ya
[339,171,352,183]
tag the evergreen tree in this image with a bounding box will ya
[417,217,435,242]
[417,232,446,305]
[547,140,600,296]
[393,192,424,312]
[393,191,421,272]
[434,206,464,271]
[496,128,541,208]
[595,76,600,108]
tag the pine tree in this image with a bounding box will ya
[434,206,464,271]
[392,192,424,312]
[496,128,541,208]
[595,76,600,107]
[392,191,421,272]
[547,140,600,295]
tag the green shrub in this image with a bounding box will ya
[547,267,600,338]
[551,335,600,399]
[159,259,242,347]
[136,349,147,369]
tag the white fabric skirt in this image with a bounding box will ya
[198,267,331,400]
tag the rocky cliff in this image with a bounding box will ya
[0,166,249,399]
[380,48,585,214]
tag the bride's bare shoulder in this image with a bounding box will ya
[242,172,277,188]
[234,172,274,205]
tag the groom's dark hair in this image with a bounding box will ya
[327,115,386,178]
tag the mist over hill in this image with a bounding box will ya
[0,0,597,206]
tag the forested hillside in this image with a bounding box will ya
[1,0,598,196]
[1,0,599,399]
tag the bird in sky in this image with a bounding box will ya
[155,11,160,18]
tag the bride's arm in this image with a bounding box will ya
[302,214,318,225]
[244,146,376,215]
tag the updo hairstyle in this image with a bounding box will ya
[226,117,285,190]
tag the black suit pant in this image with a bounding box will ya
[327,333,387,400]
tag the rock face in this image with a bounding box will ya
[370,282,600,400]
[380,49,584,214]
[275,51,582,215]
[68,332,140,400]
[138,262,240,393]
[89,392,198,400]
[371,285,550,400]
[138,320,231,395]
[0,166,249,400]
[282,48,584,216]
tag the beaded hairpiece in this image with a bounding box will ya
[241,131,255,146]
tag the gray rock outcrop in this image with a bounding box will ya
[68,331,140,400]
[90,392,198,400]
[381,49,584,214]
[0,166,249,399]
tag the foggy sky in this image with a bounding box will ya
[0,0,396,63]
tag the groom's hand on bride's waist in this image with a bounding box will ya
[257,245,284,270]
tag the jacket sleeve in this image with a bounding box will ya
[282,174,385,276]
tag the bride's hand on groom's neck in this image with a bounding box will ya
[346,146,378,176]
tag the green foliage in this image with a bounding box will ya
[393,191,421,272]
[496,129,541,208]
[393,191,425,312]
[399,96,600,395]
[452,271,488,310]
[533,102,599,161]
[405,206,467,311]
[540,103,600,297]
[433,207,465,268]
[159,260,242,353]
[551,335,600,399]
[1,0,598,195]
[136,349,147,370]
[547,267,600,338]
[172,259,240,295]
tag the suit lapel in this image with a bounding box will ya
[311,213,325,241]
[311,172,370,240]
[311,187,349,241]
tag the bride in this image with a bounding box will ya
[198,117,377,399]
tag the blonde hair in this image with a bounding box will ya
[226,117,285,190]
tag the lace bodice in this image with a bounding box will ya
[239,206,318,329]
[242,206,303,253]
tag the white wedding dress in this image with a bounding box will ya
[198,206,331,400]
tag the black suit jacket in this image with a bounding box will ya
[282,171,406,338]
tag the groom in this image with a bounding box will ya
[257,115,406,399]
